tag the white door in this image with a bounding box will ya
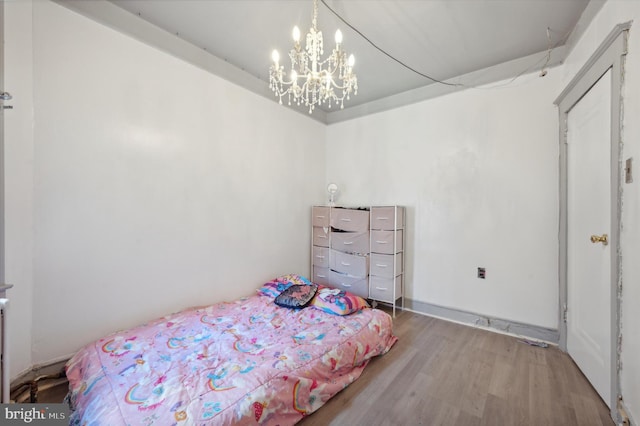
[566,69,611,406]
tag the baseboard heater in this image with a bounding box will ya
[0,298,9,404]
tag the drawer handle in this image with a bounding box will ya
[375,287,388,291]
[315,215,326,219]
[317,274,327,278]
[341,283,352,287]
[343,241,354,245]
[377,217,389,220]
[315,255,325,259]
[318,235,327,239]
[376,240,388,244]
[340,261,351,266]
[375,264,388,267]
[340,218,352,222]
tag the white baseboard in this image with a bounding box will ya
[403,298,560,344]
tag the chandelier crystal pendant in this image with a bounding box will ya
[269,0,358,114]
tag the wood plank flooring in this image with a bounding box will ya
[300,310,613,426]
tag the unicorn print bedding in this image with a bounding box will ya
[65,278,397,425]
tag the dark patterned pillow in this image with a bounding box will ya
[275,284,319,309]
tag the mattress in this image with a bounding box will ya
[66,291,397,425]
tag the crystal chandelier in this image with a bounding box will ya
[269,0,358,113]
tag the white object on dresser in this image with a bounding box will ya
[327,183,339,207]
[311,206,405,316]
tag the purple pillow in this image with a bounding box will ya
[257,274,313,298]
[311,285,370,315]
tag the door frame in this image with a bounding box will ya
[554,23,629,419]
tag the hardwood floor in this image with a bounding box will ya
[300,310,613,426]
[34,309,612,425]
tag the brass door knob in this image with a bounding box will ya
[590,234,608,245]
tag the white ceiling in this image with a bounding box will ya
[59,0,603,122]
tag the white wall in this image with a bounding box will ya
[3,1,35,378]
[326,72,562,329]
[5,0,326,373]
[560,1,640,422]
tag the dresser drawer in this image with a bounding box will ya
[369,275,402,303]
[312,226,330,247]
[331,231,370,254]
[313,266,331,285]
[330,208,369,232]
[312,246,329,268]
[330,250,368,277]
[328,271,369,299]
[312,206,330,227]
[371,230,403,254]
[371,206,405,230]
[370,253,403,278]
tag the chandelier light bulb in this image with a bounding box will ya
[292,26,301,43]
[335,29,343,45]
[291,70,298,81]
[348,54,355,67]
[271,50,280,64]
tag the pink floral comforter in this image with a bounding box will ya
[66,294,397,425]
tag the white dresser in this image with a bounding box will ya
[311,206,405,314]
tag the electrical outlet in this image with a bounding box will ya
[477,267,486,279]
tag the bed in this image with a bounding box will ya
[66,274,397,425]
